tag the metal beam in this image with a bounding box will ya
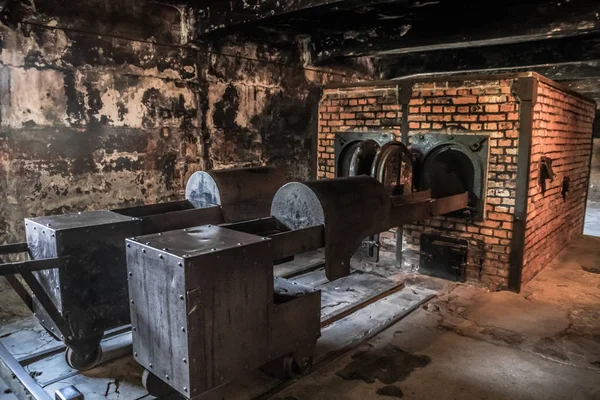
[380,34,600,80]
[195,0,414,35]
[312,1,600,63]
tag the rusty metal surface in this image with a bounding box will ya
[372,141,414,195]
[430,192,470,216]
[272,177,390,281]
[114,200,195,218]
[185,167,287,223]
[270,226,325,261]
[139,206,224,234]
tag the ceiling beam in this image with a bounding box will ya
[378,35,600,80]
[312,1,600,64]
[194,0,414,36]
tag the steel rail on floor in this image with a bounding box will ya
[0,341,52,400]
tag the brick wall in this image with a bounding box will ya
[318,85,403,178]
[402,79,520,290]
[317,74,595,291]
[522,81,596,283]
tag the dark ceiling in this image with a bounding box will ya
[190,0,600,106]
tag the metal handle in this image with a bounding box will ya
[0,242,29,255]
[0,256,71,276]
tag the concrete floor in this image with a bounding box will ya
[1,237,599,399]
[275,235,600,400]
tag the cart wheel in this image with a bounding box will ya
[65,344,103,371]
[142,369,174,398]
[261,354,313,380]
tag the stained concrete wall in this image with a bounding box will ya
[199,33,370,180]
[0,0,200,245]
[0,0,373,245]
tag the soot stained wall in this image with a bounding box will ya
[0,0,374,246]
[0,0,199,245]
[199,33,373,180]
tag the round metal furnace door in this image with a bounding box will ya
[337,139,380,177]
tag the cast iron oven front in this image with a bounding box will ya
[420,234,468,282]
[411,133,489,221]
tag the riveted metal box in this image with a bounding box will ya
[25,211,142,341]
[128,224,322,398]
[127,225,274,397]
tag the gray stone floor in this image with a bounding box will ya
[584,201,600,237]
[276,235,600,400]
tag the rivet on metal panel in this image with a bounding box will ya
[182,358,187,363]
[134,353,138,358]
[129,272,133,277]
[42,230,45,234]
[183,254,189,258]
[181,327,185,332]
[237,243,243,246]
[33,226,36,230]
[162,248,169,251]
[131,300,135,304]
[211,248,217,252]
[158,233,163,236]
[52,234,55,238]
[142,249,146,254]
[178,262,183,267]
[42,319,45,323]
[149,363,153,368]
[159,254,164,259]
[47,223,51,227]
[262,237,268,240]
[145,242,151,245]
[132,327,137,332]
[184,387,188,392]
[127,244,131,248]
[165,375,170,380]
[132,237,137,241]
[179,295,184,300]
[207,225,212,227]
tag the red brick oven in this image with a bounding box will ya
[317,73,596,291]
